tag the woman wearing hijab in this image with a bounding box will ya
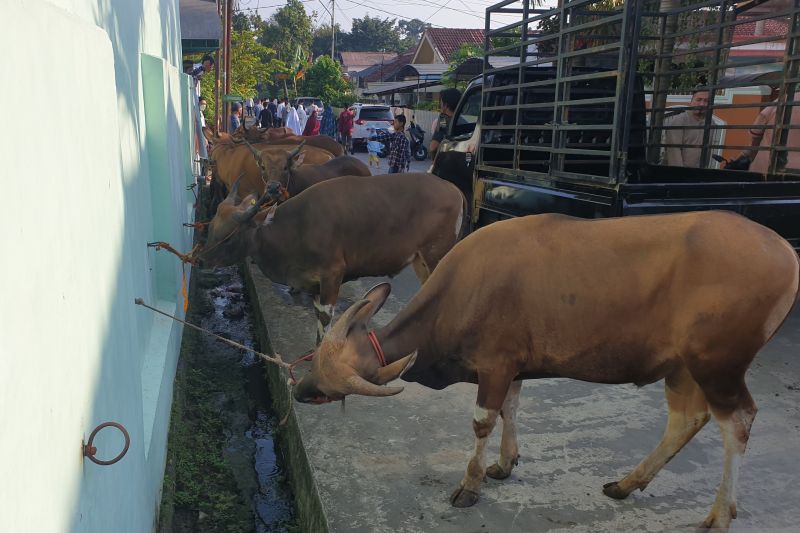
[297,104,308,132]
[320,104,336,137]
[302,107,321,136]
[286,105,302,135]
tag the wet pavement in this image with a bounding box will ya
[247,262,800,533]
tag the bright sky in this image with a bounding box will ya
[235,0,559,32]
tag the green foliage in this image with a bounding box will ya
[344,15,402,52]
[311,23,342,60]
[231,29,286,100]
[398,18,429,50]
[260,0,313,64]
[442,43,482,89]
[301,56,354,106]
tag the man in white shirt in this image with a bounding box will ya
[662,89,719,168]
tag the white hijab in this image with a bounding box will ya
[287,106,302,135]
[297,105,308,130]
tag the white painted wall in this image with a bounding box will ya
[0,1,195,531]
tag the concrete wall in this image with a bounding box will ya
[0,1,195,531]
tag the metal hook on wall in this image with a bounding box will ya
[82,422,130,466]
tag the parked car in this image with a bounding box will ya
[292,97,323,109]
[351,104,394,151]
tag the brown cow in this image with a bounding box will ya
[292,211,799,531]
[203,128,336,200]
[230,126,344,156]
[267,152,370,197]
[196,172,466,340]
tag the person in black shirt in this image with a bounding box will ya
[429,88,461,158]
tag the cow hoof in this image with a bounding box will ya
[602,481,631,500]
[485,463,511,480]
[449,486,480,508]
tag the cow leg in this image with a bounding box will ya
[486,380,522,480]
[313,275,342,343]
[411,253,431,284]
[450,370,514,508]
[603,366,709,499]
[698,384,757,530]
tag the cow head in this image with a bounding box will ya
[293,283,417,403]
[260,144,306,187]
[195,174,268,268]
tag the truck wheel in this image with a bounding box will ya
[413,146,428,161]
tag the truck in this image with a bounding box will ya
[432,0,800,247]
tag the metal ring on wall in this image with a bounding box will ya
[83,422,130,466]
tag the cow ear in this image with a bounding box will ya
[290,150,306,168]
[350,283,391,326]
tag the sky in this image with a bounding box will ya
[234,0,559,33]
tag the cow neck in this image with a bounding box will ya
[250,211,292,283]
[373,294,437,365]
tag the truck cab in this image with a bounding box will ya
[432,1,800,247]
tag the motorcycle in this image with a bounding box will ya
[408,118,428,161]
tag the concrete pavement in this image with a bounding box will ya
[244,260,800,533]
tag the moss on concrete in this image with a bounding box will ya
[158,273,254,533]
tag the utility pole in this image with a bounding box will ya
[331,0,335,59]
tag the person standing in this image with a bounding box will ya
[338,106,354,153]
[662,89,720,168]
[320,104,336,137]
[369,114,411,174]
[246,97,254,117]
[253,99,264,123]
[302,107,320,136]
[429,88,461,158]
[267,99,278,126]
[230,103,241,132]
[286,105,302,135]
[276,99,286,127]
[258,102,274,128]
[297,104,308,132]
[731,86,800,174]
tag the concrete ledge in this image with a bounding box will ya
[243,260,800,533]
[243,262,330,533]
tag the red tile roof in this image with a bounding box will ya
[732,18,789,42]
[425,28,485,62]
[362,49,416,82]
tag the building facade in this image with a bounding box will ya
[0,0,197,531]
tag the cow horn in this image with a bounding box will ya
[328,299,371,340]
[342,374,404,397]
[225,173,246,203]
[287,140,307,160]
[232,187,272,223]
[376,351,417,385]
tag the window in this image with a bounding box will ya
[452,89,482,138]
[358,107,393,121]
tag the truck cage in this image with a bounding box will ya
[480,0,800,185]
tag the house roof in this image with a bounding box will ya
[339,52,397,72]
[418,28,485,63]
[180,0,221,42]
[391,63,450,81]
[732,18,789,43]
[362,49,417,83]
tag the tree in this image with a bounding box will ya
[259,0,313,64]
[311,23,343,60]
[398,18,429,50]
[344,15,402,52]
[231,29,288,99]
[442,43,482,89]
[301,56,354,107]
